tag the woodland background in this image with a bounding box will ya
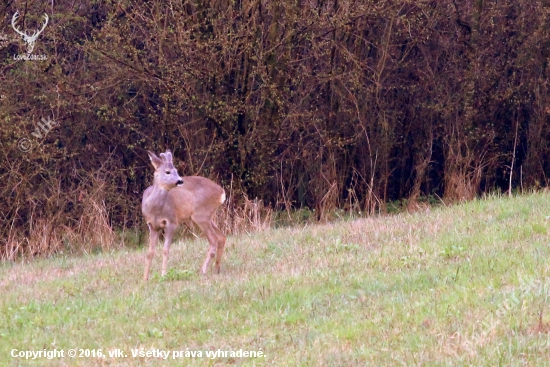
[1,0,550,257]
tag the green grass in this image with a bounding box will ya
[2,192,550,366]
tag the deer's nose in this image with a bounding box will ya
[176,179,184,186]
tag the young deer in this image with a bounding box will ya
[142,150,226,280]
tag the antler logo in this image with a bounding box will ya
[11,11,48,56]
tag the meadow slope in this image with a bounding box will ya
[2,193,550,366]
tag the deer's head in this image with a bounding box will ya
[147,150,184,190]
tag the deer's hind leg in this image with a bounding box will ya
[193,216,220,274]
[213,222,226,274]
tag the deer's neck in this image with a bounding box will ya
[143,184,171,216]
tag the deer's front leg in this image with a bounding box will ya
[162,223,177,277]
[144,224,159,281]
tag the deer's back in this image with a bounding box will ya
[167,176,224,223]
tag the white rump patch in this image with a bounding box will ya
[220,191,226,204]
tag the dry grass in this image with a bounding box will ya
[2,190,275,261]
[217,195,273,235]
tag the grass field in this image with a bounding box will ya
[2,193,550,366]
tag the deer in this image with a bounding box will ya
[141,150,226,281]
[11,11,49,55]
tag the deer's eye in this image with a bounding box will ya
[165,171,171,174]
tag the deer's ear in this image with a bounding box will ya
[147,151,163,169]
